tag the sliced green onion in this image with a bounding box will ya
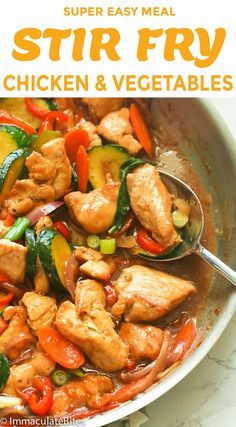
[172,210,189,229]
[84,321,99,332]
[66,368,85,378]
[52,369,69,386]
[3,217,30,241]
[100,238,116,255]
[87,234,100,250]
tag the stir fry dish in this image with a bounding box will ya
[0,97,207,420]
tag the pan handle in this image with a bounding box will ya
[195,243,236,286]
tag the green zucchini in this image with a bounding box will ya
[109,158,148,235]
[25,228,37,279]
[32,130,61,152]
[0,130,18,165]
[38,228,72,292]
[0,149,26,201]
[0,125,31,149]
[0,353,10,390]
[88,145,131,189]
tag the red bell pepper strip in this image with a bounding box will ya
[53,221,71,241]
[166,319,196,367]
[137,227,166,255]
[19,386,38,404]
[39,111,68,134]
[0,110,36,136]
[28,376,53,416]
[4,214,16,227]
[25,98,48,119]
[0,317,8,334]
[75,145,89,193]
[38,327,85,369]
[64,128,89,163]
[130,103,153,157]
[0,272,14,307]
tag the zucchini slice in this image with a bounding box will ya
[0,130,18,165]
[0,149,26,201]
[38,228,72,291]
[0,125,31,166]
[88,145,131,189]
[0,124,32,149]
[0,353,10,391]
[25,228,37,279]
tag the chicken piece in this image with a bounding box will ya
[26,151,56,182]
[3,179,55,216]
[112,265,195,322]
[64,181,120,234]
[34,256,49,294]
[3,351,55,396]
[81,98,124,121]
[51,375,114,416]
[35,215,53,236]
[79,259,115,281]
[21,291,57,335]
[33,138,71,199]
[79,119,102,148]
[0,306,34,360]
[0,240,27,283]
[97,108,141,155]
[55,280,129,372]
[119,323,164,361]
[127,164,179,248]
[74,246,103,262]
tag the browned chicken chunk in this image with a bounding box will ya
[3,352,55,396]
[21,291,57,335]
[0,240,27,283]
[112,265,195,322]
[51,375,114,416]
[27,138,72,199]
[74,246,103,262]
[3,179,55,216]
[79,259,115,281]
[55,280,129,372]
[119,323,164,361]
[79,119,102,148]
[64,181,120,234]
[26,152,56,182]
[0,306,34,360]
[81,98,124,121]
[97,108,141,155]
[127,164,179,248]
[35,215,53,236]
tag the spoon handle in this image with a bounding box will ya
[195,243,236,286]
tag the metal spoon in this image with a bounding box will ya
[148,170,236,286]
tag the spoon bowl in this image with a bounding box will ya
[140,170,236,286]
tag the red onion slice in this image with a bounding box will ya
[0,282,25,300]
[26,201,64,225]
[4,333,35,357]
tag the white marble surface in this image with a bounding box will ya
[109,99,236,427]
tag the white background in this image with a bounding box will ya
[0,0,236,96]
